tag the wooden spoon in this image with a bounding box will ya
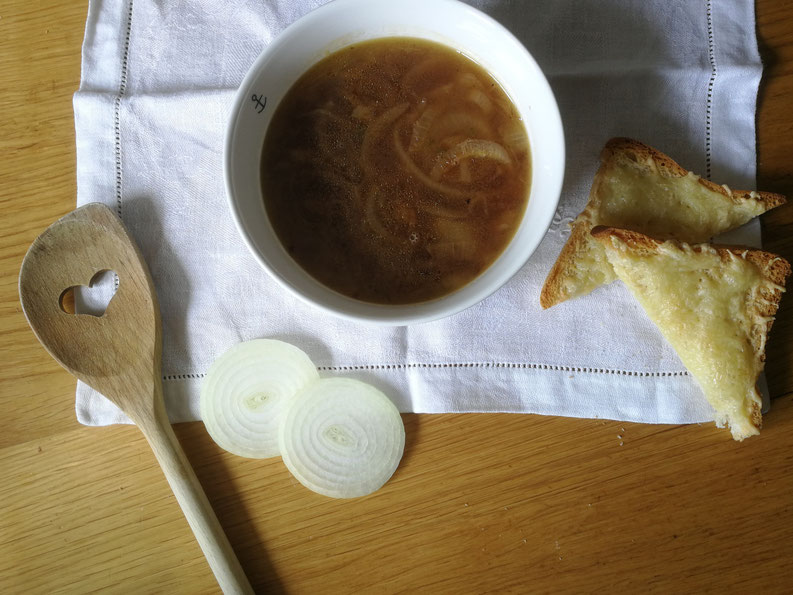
[19,203,253,595]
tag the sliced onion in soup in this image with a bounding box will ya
[392,128,470,199]
[430,139,511,180]
[409,105,439,152]
[361,102,409,176]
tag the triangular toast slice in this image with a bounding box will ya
[592,226,790,440]
[540,138,785,308]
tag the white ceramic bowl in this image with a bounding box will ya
[224,0,564,325]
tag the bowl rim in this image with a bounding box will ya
[223,0,565,326]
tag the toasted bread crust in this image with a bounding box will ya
[592,225,791,437]
[540,138,787,309]
[539,214,594,308]
[539,161,609,309]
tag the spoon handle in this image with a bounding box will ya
[136,403,254,595]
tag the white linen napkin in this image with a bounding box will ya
[73,0,765,425]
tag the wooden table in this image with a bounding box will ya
[3,2,793,592]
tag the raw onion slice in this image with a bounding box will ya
[200,339,319,458]
[279,378,405,499]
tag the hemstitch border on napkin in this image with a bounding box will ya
[161,363,689,382]
[113,0,134,220]
[705,0,717,180]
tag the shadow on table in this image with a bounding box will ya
[755,21,793,399]
[174,423,287,594]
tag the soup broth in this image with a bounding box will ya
[261,37,531,304]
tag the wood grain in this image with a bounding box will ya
[757,0,793,397]
[2,0,793,593]
[0,0,84,449]
[18,204,253,593]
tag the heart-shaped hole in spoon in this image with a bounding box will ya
[59,269,118,316]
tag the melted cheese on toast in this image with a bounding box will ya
[600,236,769,440]
[540,138,782,309]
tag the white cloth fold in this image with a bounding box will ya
[73,0,765,425]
